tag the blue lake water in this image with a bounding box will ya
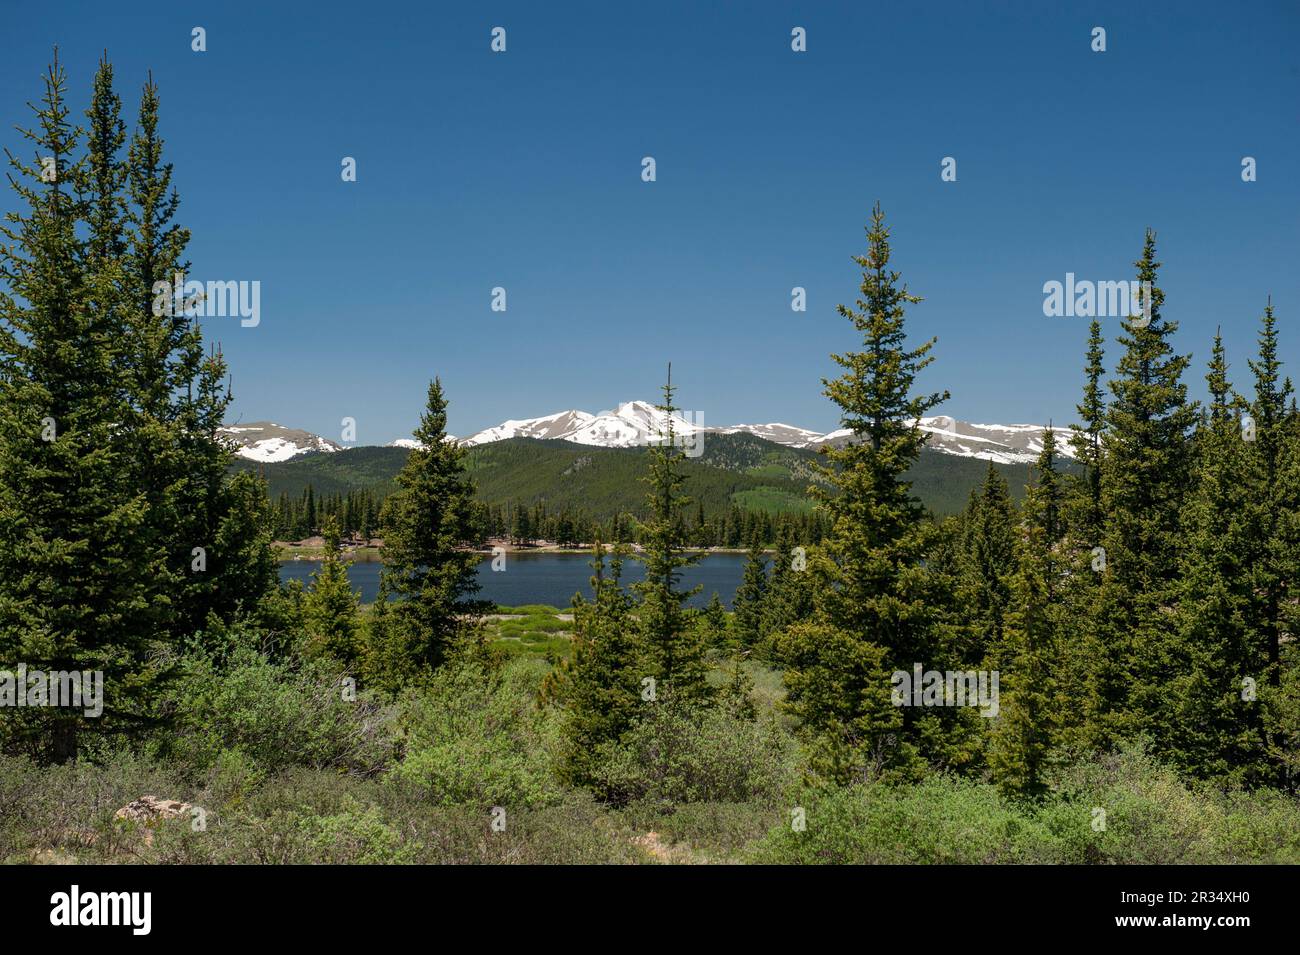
[279,552,748,608]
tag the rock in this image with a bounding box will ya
[114,796,192,824]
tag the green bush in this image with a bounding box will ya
[149,773,639,864]
[154,640,395,779]
[590,698,796,806]
[1042,746,1300,864]
[385,658,562,808]
[751,747,1300,865]
[750,775,1053,864]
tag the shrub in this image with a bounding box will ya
[0,752,186,863]
[385,658,562,808]
[589,698,796,807]
[749,775,1052,864]
[154,640,395,779]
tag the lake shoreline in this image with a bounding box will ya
[274,542,765,562]
[279,549,748,609]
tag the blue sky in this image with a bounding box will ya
[3,1,1298,443]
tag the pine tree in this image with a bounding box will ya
[959,463,1017,657]
[632,366,711,704]
[1088,230,1198,746]
[302,515,361,665]
[779,203,949,781]
[990,427,1067,797]
[0,55,161,760]
[1247,299,1293,687]
[762,523,812,650]
[1164,331,1264,781]
[700,591,729,647]
[372,379,487,688]
[1068,319,1106,544]
[555,540,642,789]
[731,531,768,648]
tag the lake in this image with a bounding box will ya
[279,551,748,608]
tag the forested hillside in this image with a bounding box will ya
[234,432,1054,524]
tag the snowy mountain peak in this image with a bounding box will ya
[460,401,701,449]
[233,404,1077,466]
[797,416,1074,465]
[218,422,341,463]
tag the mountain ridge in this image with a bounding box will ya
[221,401,1078,466]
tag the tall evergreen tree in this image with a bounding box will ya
[959,463,1017,657]
[780,203,949,781]
[1068,319,1106,544]
[632,366,711,704]
[1164,332,1264,781]
[554,540,642,790]
[0,55,160,759]
[1247,299,1293,687]
[115,68,276,638]
[989,519,1059,798]
[990,426,1067,797]
[731,531,769,649]
[1088,230,1198,746]
[372,379,487,688]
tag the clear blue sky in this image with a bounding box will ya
[4,1,1298,443]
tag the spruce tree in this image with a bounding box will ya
[988,521,1058,798]
[0,55,161,759]
[700,591,729,647]
[762,523,812,650]
[990,427,1066,797]
[302,515,362,665]
[632,366,711,704]
[1166,332,1264,781]
[959,463,1017,657]
[373,378,487,687]
[556,540,642,789]
[731,531,769,649]
[1068,320,1105,544]
[1088,230,1198,745]
[1247,299,1293,687]
[779,203,948,781]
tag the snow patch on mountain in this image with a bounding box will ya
[218,422,342,462]
[811,416,1077,464]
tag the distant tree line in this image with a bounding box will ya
[271,487,382,541]
[270,484,831,548]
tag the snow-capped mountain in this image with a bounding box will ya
[218,422,342,463]
[231,405,1077,466]
[812,416,1077,465]
[462,400,708,449]
[717,422,824,448]
[456,403,1075,464]
[462,409,596,445]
